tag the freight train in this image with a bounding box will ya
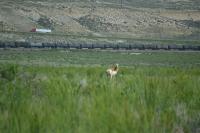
[0,41,199,50]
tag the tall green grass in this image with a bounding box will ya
[0,64,199,133]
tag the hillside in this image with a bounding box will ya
[0,0,200,42]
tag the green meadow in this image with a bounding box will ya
[0,49,200,133]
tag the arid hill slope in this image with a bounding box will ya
[0,0,199,41]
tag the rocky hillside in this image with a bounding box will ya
[0,0,199,41]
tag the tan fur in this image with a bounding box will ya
[106,64,119,79]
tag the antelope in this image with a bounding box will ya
[106,64,119,79]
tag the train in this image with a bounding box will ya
[0,41,199,50]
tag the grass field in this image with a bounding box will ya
[0,49,200,133]
[0,49,200,67]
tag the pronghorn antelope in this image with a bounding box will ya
[106,64,119,79]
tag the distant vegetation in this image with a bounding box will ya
[0,49,200,67]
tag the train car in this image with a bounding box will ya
[30,42,43,48]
